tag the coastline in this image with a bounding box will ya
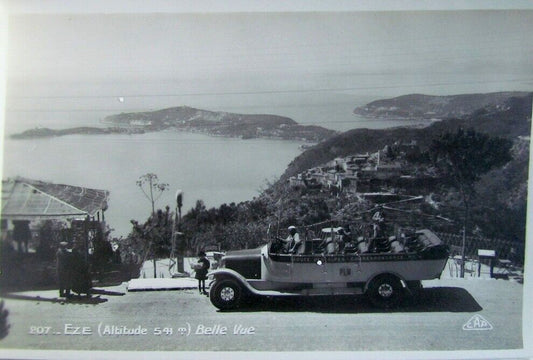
[9,124,336,143]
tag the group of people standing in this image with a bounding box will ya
[57,242,210,298]
[55,242,92,298]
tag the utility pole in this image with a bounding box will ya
[174,190,184,273]
[460,216,467,278]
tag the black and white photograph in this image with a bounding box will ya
[0,1,532,359]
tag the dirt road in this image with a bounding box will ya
[0,278,523,352]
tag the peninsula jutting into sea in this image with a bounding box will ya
[12,92,530,142]
[10,106,337,142]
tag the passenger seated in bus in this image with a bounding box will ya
[324,237,338,254]
[318,228,335,254]
[356,236,369,253]
[337,226,352,253]
[372,211,386,238]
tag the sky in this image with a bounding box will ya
[6,11,533,84]
[1,1,533,128]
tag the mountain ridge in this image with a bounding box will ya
[285,91,532,180]
[353,91,531,120]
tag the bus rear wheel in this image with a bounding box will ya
[367,274,402,309]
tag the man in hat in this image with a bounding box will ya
[372,211,385,238]
[336,225,352,253]
[284,226,301,254]
[56,242,72,298]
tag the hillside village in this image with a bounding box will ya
[289,139,438,195]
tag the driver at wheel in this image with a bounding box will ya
[284,225,302,254]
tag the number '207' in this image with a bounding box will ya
[29,326,51,335]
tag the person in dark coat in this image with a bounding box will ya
[13,220,31,254]
[69,246,92,297]
[56,242,71,298]
[195,251,210,295]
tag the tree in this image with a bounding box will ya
[91,225,115,277]
[150,207,173,258]
[136,173,169,215]
[430,128,513,277]
[36,220,68,260]
[136,173,170,277]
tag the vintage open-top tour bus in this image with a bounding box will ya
[208,227,449,310]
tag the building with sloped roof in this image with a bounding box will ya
[1,177,109,255]
[2,177,108,221]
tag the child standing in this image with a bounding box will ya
[195,251,210,295]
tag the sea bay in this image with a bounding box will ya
[3,82,437,239]
[1,131,304,237]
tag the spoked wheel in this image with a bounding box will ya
[209,279,243,310]
[367,274,403,309]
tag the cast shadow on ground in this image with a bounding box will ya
[90,288,125,296]
[0,292,108,305]
[223,287,482,314]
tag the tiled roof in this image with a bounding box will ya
[1,177,109,220]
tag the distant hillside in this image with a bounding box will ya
[285,92,532,179]
[105,106,296,127]
[265,91,531,245]
[103,106,336,142]
[122,92,531,253]
[353,91,531,120]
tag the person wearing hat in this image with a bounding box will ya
[284,226,301,254]
[336,226,352,253]
[56,242,72,298]
[194,251,210,295]
[372,210,385,238]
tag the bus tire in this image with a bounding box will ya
[209,278,243,311]
[367,274,402,309]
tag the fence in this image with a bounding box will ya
[436,232,524,265]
